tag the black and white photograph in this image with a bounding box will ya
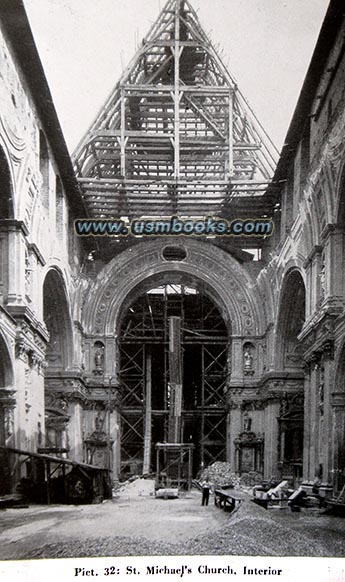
[0,0,344,579]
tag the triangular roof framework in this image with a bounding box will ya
[74,0,278,219]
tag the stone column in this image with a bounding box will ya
[6,223,27,305]
[111,408,121,482]
[321,345,335,484]
[331,392,345,492]
[302,363,312,481]
[67,399,84,463]
[227,403,241,469]
[105,335,117,377]
[263,399,280,480]
[324,227,344,300]
[308,356,320,480]
[230,339,243,383]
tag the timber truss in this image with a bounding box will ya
[74,0,278,219]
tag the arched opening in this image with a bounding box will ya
[0,146,14,305]
[276,270,306,371]
[0,333,15,495]
[43,269,73,453]
[333,343,345,493]
[118,276,229,482]
[336,164,345,228]
[0,146,14,219]
[275,270,306,485]
[43,269,72,371]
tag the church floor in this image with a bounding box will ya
[0,490,344,560]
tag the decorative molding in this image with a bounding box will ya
[81,238,264,337]
[0,219,29,236]
[28,242,46,266]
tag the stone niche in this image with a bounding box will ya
[234,431,264,475]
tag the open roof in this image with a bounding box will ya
[74,0,278,220]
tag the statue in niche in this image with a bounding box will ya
[25,252,32,297]
[319,261,326,300]
[243,345,254,376]
[95,411,103,432]
[4,408,14,442]
[37,421,43,446]
[243,414,252,432]
[280,393,289,416]
[93,344,104,375]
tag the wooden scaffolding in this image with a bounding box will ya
[118,285,229,479]
[74,0,278,220]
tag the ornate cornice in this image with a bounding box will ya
[45,375,88,403]
[0,219,29,236]
[234,431,264,445]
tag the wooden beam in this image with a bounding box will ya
[228,89,234,177]
[143,349,152,475]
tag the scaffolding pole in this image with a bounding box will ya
[143,349,152,474]
[168,316,183,443]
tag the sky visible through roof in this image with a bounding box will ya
[23,0,329,155]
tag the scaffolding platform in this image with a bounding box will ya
[155,442,194,490]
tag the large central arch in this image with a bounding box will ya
[82,239,264,478]
[118,279,229,476]
[82,238,264,338]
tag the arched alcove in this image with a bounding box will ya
[43,269,73,371]
[43,269,73,453]
[275,269,306,371]
[336,162,345,227]
[274,268,306,485]
[0,332,15,495]
[0,145,14,219]
[118,278,229,478]
[332,341,345,493]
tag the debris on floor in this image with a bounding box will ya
[199,462,238,488]
[114,477,155,499]
[155,488,179,499]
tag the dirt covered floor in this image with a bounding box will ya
[0,487,344,560]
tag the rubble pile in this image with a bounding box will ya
[24,500,345,559]
[114,477,155,498]
[199,462,239,488]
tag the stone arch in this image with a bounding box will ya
[82,238,264,338]
[43,268,73,370]
[0,144,14,219]
[335,160,345,227]
[116,270,233,336]
[117,278,230,475]
[332,339,345,492]
[0,331,14,389]
[0,331,15,495]
[274,266,306,370]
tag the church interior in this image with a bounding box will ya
[0,0,345,505]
